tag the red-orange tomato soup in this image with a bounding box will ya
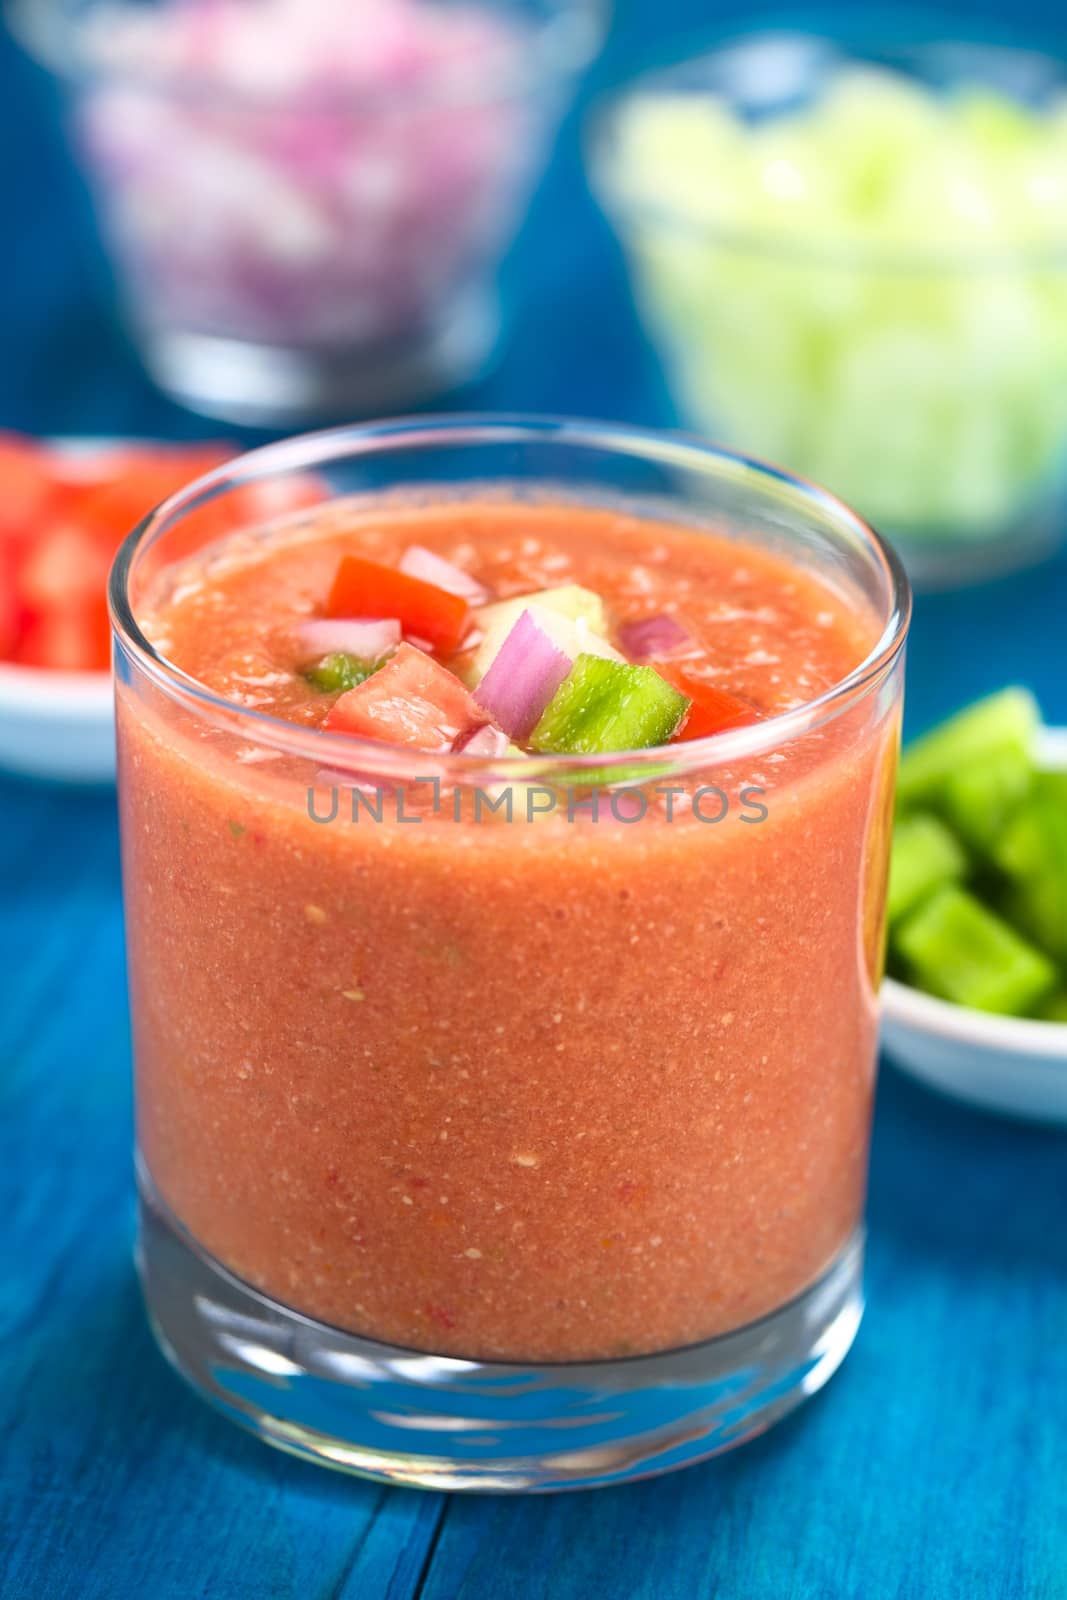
[119,498,898,1361]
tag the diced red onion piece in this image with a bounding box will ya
[78,0,533,354]
[452,723,511,757]
[473,609,572,742]
[399,545,489,604]
[296,618,400,663]
[617,612,691,661]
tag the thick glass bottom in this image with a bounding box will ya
[137,1167,864,1492]
[135,289,499,427]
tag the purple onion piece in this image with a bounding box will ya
[399,544,489,604]
[473,610,572,742]
[617,612,691,662]
[296,618,401,663]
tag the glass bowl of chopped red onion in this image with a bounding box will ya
[13,0,603,424]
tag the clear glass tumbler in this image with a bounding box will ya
[110,417,909,1490]
[13,0,602,425]
[591,31,1067,588]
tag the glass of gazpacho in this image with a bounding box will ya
[110,416,909,1491]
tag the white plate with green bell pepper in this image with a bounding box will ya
[881,690,1067,1122]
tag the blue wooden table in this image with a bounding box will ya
[3,5,1067,1595]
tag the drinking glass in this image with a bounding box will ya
[110,416,909,1490]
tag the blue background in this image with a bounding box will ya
[2,3,1066,1596]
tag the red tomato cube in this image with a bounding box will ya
[323,643,485,751]
[326,555,470,654]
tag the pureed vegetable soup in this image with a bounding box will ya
[118,489,898,1363]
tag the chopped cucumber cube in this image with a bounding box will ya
[475,585,608,637]
[530,654,690,755]
[896,688,1038,808]
[306,652,382,693]
[466,590,618,686]
[595,79,1067,539]
[894,884,1057,1015]
[887,812,967,924]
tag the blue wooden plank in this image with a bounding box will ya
[334,1493,446,1600]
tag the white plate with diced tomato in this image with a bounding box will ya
[0,433,233,782]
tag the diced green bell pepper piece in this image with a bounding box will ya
[530,654,690,755]
[941,745,1032,854]
[993,797,1067,962]
[887,812,967,925]
[894,884,1057,1016]
[896,688,1038,809]
[306,652,383,693]
[1035,769,1067,809]
[1036,990,1067,1023]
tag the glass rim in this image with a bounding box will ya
[107,412,911,785]
[590,28,1067,274]
[8,0,606,113]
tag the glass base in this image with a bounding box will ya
[137,1168,865,1492]
[136,289,499,428]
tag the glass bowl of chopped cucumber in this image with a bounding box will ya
[882,689,1067,1122]
[591,31,1067,588]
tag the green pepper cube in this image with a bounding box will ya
[530,654,690,755]
[306,652,382,693]
[894,884,1057,1016]
[942,745,1032,855]
[1036,990,1067,1023]
[993,797,1067,962]
[896,688,1038,809]
[1035,769,1067,809]
[887,812,967,925]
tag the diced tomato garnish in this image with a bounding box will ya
[323,642,484,751]
[326,555,471,655]
[659,666,763,741]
